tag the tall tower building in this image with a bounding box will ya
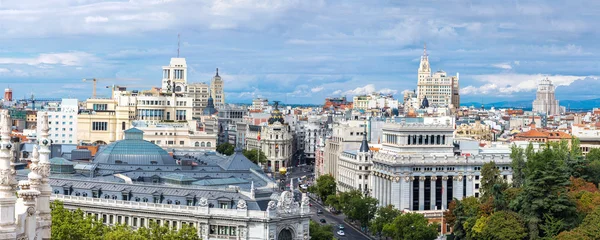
[4,88,12,102]
[210,68,225,108]
[416,44,459,108]
[532,77,561,115]
[162,58,188,94]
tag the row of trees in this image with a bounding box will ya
[447,140,600,240]
[51,201,200,240]
[309,174,439,240]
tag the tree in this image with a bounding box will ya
[480,211,527,240]
[512,143,578,239]
[382,212,439,240]
[370,205,401,237]
[52,201,201,240]
[510,145,526,188]
[586,148,600,162]
[556,206,600,240]
[242,149,267,164]
[481,161,502,199]
[345,194,378,228]
[309,174,336,202]
[216,143,235,156]
[450,197,480,240]
[51,200,106,240]
[570,137,583,158]
[309,220,334,240]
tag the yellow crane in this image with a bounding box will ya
[82,78,142,98]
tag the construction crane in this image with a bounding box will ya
[83,78,142,98]
[16,94,61,110]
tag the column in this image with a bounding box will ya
[430,176,437,210]
[0,110,16,238]
[419,176,425,211]
[376,174,382,206]
[387,176,394,205]
[391,176,400,209]
[454,175,464,201]
[382,177,387,206]
[442,176,448,210]
[400,176,410,210]
[466,175,474,197]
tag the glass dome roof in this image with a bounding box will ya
[93,128,176,165]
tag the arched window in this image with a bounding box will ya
[142,198,148,202]
[82,192,88,197]
[167,199,173,204]
[195,142,200,147]
[201,142,205,147]
[175,86,182,92]
[112,195,118,200]
[104,195,110,199]
[175,200,180,205]
[207,142,211,147]
[122,121,126,130]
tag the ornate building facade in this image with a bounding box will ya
[258,102,293,172]
[416,44,460,109]
[0,110,52,239]
[370,120,513,221]
[17,123,309,239]
[455,117,494,142]
[532,77,561,115]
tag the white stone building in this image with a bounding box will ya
[337,127,372,194]
[532,77,561,115]
[370,120,513,213]
[416,45,460,108]
[320,121,364,180]
[210,69,225,109]
[46,98,78,144]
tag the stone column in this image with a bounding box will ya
[442,176,448,210]
[0,110,17,239]
[391,176,400,209]
[430,176,437,210]
[400,175,410,210]
[37,111,53,239]
[418,176,425,211]
[377,175,382,206]
[386,177,391,206]
[466,175,474,197]
[454,174,464,201]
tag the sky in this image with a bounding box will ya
[0,0,599,105]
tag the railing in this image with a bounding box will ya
[51,194,268,218]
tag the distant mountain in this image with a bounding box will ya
[462,98,600,111]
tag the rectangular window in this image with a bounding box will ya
[92,122,108,131]
[180,141,184,145]
[133,218,137,227]
[93,104,108,111]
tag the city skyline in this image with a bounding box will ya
[1,0,599,104]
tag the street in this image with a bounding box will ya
[286,164,371,240]
[310,199,370,240]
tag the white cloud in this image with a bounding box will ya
[492,63,512,70]
[311,86,324,93]
[460,74,598,95]
[0,52,99,66]
[85,16,109,23]
[335,84,398,96]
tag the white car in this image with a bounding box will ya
[300,184,308,189]
[337,230,345,236]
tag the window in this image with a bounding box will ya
[219,202,229,209]
[180,141,184,145]
[475,184,480,189]
[475,176,480,180]
[92,122,108,131]
[93,104,108,111]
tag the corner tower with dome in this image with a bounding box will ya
[260,101,294,172]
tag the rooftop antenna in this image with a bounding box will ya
[177,33,180,58]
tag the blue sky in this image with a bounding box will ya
[0,0,598,105]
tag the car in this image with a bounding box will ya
[337,230,345,236]
[338,224,345,230]
[317,209,323,214]
[319,218,326,223]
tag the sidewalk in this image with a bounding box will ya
[309,196,376,240]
